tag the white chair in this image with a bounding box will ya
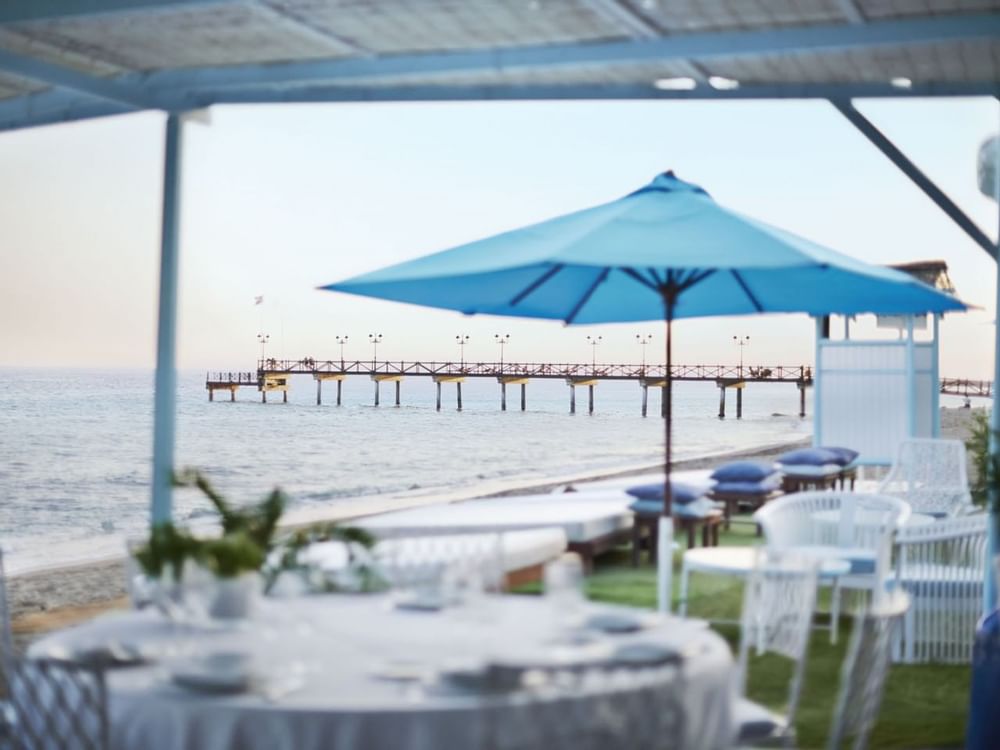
[893,513,988,664]
[0,549,14,741]
[8,658,109,750]
[877,439,973,517]
[827,591,910,750]
[1,548,108,750]
[734,549,820,746]
[753,491,910,596]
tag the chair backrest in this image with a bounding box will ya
[737,549,820,732]
[894,513,988,663]
[0,548,14,695]
[754,491,911,552]
[827,591,909,750]
[373,533,506,600]
[878,439,972,516]
[8,657,108,750]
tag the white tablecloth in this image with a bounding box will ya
[30,596,735,750]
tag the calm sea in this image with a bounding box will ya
[0,368,814,572]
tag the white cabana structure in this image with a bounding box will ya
[813,262,956,465]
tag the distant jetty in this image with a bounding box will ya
[207,359,816,418]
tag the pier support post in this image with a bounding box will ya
[283,390,287,404]
[316,379,322,406]
[661,385,667,418]
[436,382,442,411]
[395,380,400,407]
[336,380,342,406]
[588,384,594,415]
[799,384,807,418]
[374,380,380,407]
[718,386,726,419]
[736,387,743,419]
[209,389,214,402]
[262,390,267,404]
[641,385,648,417]
[501,382,507,411]
[521,383,526,411]
[456,382,463,411]
[570,385,576,414]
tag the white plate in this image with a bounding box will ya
[170,652,253,694]
[368,660,431,682]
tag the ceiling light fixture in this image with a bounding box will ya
[708,76,740,90]
[652,77,697,91]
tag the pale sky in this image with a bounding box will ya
[0,97,997,378]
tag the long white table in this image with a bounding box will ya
[30,595,736,750]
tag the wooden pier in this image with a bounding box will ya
[940,378,993,399]
[207,359,814,418]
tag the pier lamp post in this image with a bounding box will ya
[586,335,602,370]
[495,334,510,372]
[257,333,270,365]
[733,335,750,378]
[456,334,470,368]
[369,333,382,369]
[335,335,348,369]
[636,334,653,371]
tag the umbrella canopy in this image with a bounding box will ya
[322,172,966,516]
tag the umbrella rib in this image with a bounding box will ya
[621,268,658,291]
[682,269,716,291]
[565,268,611,324]
[730,270,764,312]
[509,264,565,306]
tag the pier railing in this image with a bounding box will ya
[940,378,993,398]
[206,371,257,384]
[240,359,813,383]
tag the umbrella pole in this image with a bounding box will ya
[657,290,676,613]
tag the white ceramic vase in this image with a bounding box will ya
[209,572,261,620]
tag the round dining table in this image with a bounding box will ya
[29,593,736,750]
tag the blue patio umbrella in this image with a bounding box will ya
[321,172,965,518]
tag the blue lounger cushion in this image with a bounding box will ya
[626,481,702,505]
[710,461,777,483]
[778,446,859,468]
[630,497,721,518]
[777,447,842,466]
[822,446,860,466]
[712,475,783,496]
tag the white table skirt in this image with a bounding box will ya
[30,595,736,750]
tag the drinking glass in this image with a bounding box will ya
[543,553,586,630]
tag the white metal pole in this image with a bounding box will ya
[151,113,184,525]
[986,149,1000,613]
[905,316,916,438]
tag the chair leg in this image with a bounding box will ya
[687,523,696,550]
[631,523,641,568]
[831,578,842,645]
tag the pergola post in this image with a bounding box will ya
[151,112,184,525]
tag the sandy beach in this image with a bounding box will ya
[8,406,985,648]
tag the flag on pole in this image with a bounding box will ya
[254,296,264,305]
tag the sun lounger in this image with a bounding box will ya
[555,470,715,495]
[358,498,632,570]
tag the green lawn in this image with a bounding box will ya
[578,520,969,749]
